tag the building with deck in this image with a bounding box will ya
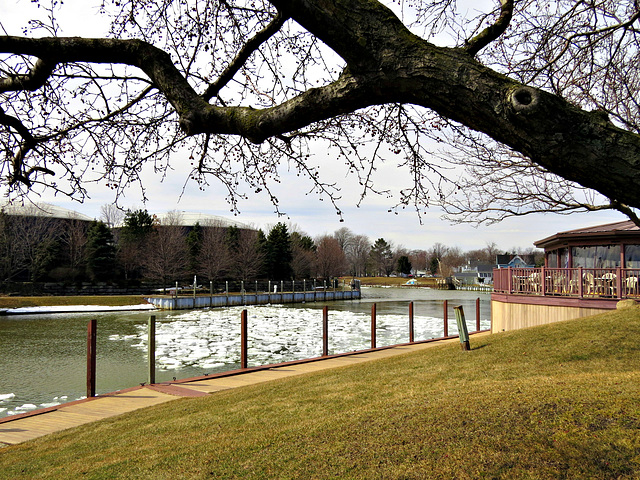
[491,220,640,332]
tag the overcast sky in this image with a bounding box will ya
[1,0,628,252]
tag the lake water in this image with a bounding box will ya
[0,287,490,417]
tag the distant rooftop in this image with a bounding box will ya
[535,220,640,249]
[0,201,94,222]
[0,202,252,229]
[151,211,250,229]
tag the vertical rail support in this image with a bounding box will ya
[226,281,229,307]
[476,297,481,332]
[148,315,156,385]
[322,306,329,356]
[453,305,471,351]
[578,267,584,298]
[616,267,623,299]
[86,319,97,398]
[409,301,414,343]
[241,309,248,369]
[210,281,213,307]
[443,300,448,337]
[371,303,377,349]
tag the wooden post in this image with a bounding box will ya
[322,306,329,356]
[409,301,414,343]
[86,319,97,398]
[371,303,377,349]
[454,305,471,351]
[443,300,448,337]
[476,297,481,332]
[241,309,248,369]
[148,315,156,385]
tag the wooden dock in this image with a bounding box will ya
[0,332,488,446]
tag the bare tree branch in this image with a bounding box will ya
[465,0,514,57]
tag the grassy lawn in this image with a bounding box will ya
[2,307,640,478]
[344,276,438,287]
[0,295,150,309]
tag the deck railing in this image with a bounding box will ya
[493,267,640,299]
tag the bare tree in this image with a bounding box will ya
[290,230,316,280]
[59,215,88,281]
[99,204,124,228]
[234,229,265,282]
[315,235,347,279]
[348,234,371,277]
[2,1,640,226]
[144,210,188,289]
[198,220,231,283]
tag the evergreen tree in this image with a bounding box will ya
[186,222,202,276]
[369,238,393,276]
[86,221,116,282]
[265,223,293,280]
[118,209,154,281]
[397,255,412,276]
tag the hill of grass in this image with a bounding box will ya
[1,306,640,479]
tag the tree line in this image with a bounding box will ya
[0,205,540,290]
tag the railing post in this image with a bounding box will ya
[443,300,448,337]
[322,306,329,356]
[148,315,156,385]
[409,301,414,343]
[371,303,377,349]
[476,297,481,332]
[86,319,97,398]
[454,306,470,351]
[508,267,512,293]
[241,309,248,369]
[578,267,584,298]
[617,267,623,299]
[540,267,546,296]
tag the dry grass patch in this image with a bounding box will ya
[2,307,640,478]
[0,295,149,309]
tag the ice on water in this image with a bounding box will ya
[109,304,446,371]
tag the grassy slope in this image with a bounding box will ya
[2,307,640,479]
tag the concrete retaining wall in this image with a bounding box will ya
[147,289,361,310]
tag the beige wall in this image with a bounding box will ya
[491,300,609,333]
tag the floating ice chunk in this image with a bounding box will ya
[201,361,225,369]
[0,393,15,402]
[14,403,37,411]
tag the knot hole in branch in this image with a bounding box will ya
[509,86,539,114]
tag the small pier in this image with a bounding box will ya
[146,289,361,310]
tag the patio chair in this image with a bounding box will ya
[583,272,595,295]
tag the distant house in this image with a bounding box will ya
[495,254,536,269]
[454,262,494,285]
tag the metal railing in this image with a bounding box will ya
[493,267,640,299]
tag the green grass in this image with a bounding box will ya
[0,295,149,309]
[2,307,640,478]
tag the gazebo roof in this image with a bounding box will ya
[535,220,640,249]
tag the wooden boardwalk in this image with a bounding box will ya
[0,333,487,446]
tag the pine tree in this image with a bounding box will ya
[265,223,293,280]
[86,221,116,282]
